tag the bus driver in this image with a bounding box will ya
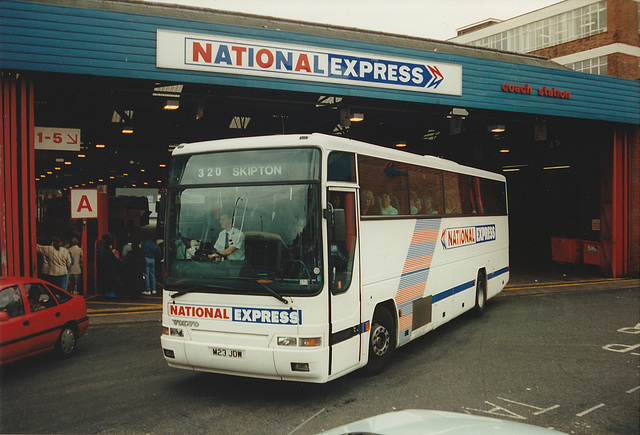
[210,213,245,262]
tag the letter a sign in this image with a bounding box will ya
[71,189,98,219]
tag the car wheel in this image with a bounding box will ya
[472,272,487,317]
[363,307,396,375]
[56,325,77,358]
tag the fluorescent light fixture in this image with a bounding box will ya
[448,108,469,118]
[164,99,179,110]
[543,165,571,170]
[489,125,506,133]
[229,116,251,129]
[499,148,510,153]
[153,84,183,98]
[95,143,106,148]
[503,168,520,172]
[395,142,407,148]
[77,154,86,158]
[121,128,134,134]
[349,112,364,122]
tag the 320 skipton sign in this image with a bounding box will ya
[157,30,462,96]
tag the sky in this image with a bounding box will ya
[147,0,561,40]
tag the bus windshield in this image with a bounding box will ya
[164,149,323,298]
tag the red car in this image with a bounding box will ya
[0,276,89,365]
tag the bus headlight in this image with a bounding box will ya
[163,326,184,337]
[277,336,297,346]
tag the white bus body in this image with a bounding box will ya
[161,133,509,383]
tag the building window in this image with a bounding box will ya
[469,1,607,53]
[565,56,608,75]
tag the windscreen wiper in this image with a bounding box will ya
[168,284,238,299]
[255,280,288,305]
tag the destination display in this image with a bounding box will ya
[172,148,320,185]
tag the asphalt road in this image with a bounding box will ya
[1,285,638,435]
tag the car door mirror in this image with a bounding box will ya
[0,311,9,322]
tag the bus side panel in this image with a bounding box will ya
[360,216,509,351]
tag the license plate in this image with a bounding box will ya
[211,347,244,359]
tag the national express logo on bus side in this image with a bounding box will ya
[168,304,302,325]
[440,225,496,249]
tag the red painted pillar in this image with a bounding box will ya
[0,73,37,278]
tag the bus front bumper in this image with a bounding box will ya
[161,335,330,383]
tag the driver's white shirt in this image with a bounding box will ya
[214,227,245,260]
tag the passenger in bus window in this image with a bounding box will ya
[175,235,186,260]
[423,196,439,215]
[380,192,398,215]
[211,213,245,262]
[361,190,381,216]
[410,191,423,215]
[185,239,200,259]
[445,198,458,214]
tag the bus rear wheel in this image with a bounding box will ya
[472,271,487,317]
[363,307,396,375]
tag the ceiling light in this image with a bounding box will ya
[153,84,183,98]
[349,113,364,122]
[164,99,180,110]
[503,168,520,172]
[95,143,106,148]
[448,108,469,118]
[229,116,251,129]
[78,154,86,158]
[543,165,571,170]
[395,142,407,148]
[159,164,166,168]
[499,148,510,153]
[489,125,506,133]
[121,128,134,134]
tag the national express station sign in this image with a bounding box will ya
[156,30,462,96]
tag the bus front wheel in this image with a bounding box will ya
[363,307,396,375]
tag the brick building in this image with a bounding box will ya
[450,0,640,80]
[450,0,639,276]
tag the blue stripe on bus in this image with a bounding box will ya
[427,266,509,304]
[432,280,475,303]
[488,266,509,280]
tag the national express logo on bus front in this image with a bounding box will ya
[156,30,462,96]
[168,303,302,325]
[440,225,496,249]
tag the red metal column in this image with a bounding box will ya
[28,79,37,277]
[0,73,36,278]
[0,76,7,276]
[610,127,630,278]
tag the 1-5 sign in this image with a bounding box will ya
[35,126,81,151]
[71,189,98,219]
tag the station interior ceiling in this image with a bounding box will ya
[33,72,609,265]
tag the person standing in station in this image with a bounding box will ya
[142,238,162,295]
[37,236,72,290]
[68,237,83,295]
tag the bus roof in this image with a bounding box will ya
[173,133,505,182]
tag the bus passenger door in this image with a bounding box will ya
[327,189,361,376]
